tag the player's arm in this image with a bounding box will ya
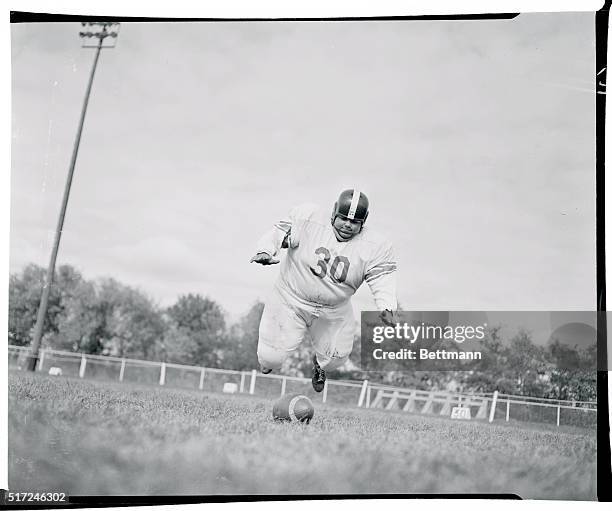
[251,204,316,265]
[364,242,398,324]
[250,215,292,265]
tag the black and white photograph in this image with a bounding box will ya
[5,2,608,504]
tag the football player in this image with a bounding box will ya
[250,189,397,392]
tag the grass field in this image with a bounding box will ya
[8,371,597,500]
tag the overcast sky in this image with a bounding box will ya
[10,12,596,321]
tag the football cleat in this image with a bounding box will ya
[311,354,326,392]
[260,366,272,374]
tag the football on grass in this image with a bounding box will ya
[272,394,314,423]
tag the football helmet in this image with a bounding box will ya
[331,189,369,227]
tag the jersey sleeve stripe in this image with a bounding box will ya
[366,264,397,275]
[274,221,292,233]
[370,262,397,269]
[365,268,396,283]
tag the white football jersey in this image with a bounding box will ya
[256,203,397,311]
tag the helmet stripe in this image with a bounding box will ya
[347,189,361,219]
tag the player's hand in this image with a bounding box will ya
[380,309,395,326]
[250,252,280,265]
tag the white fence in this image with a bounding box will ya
[487,390,597,428]
[7,345,596,428]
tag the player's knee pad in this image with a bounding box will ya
[257,341,289,370]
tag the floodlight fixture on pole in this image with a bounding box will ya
[26,22,120,371]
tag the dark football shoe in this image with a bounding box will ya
[260,366,272,374]
[311,354,326,392]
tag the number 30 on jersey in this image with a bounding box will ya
[310,247,350,283]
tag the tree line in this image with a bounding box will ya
[8,263,596,401]
[9,263,261,370]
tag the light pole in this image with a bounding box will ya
[26,22,120,371]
